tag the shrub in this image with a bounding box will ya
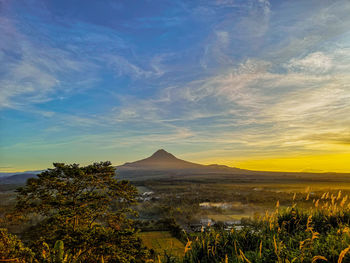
[0,228,34,262]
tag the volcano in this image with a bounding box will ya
[115,149,248,181]
[119,149,203,170]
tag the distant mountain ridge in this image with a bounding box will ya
[0,170,43,178]
[0,173,38,184]
[1,149,350,184]
[116,149,350,181]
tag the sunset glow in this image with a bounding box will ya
[1,0,350,172]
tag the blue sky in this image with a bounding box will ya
[1,0,350,172]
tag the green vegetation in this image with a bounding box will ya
[1,162,148,262]
[1,163,350,262]
[181,193,350,263]
[139,231,184,258]
[152,191,350,262]
[134,183,350,263]
[0,228,34,262]
[134,179,350,229]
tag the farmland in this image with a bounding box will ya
[138,231,184,258]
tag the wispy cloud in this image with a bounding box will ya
[1,0,350,171]
[107,42,350,158]
[0,17,97,109]
[104,54,164,79]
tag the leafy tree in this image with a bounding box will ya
[14,161,148,262]
[0,228,34,262]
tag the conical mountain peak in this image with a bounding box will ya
[118,149,244,174]
[150,149,177,160]
[120,149,202,169]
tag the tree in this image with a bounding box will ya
[0,228,34,262]
[14,161,148,262]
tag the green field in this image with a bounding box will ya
[138,231,184,258]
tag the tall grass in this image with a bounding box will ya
[163,190,350,263]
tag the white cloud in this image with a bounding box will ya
[108,46,350,157]
[287,52,333,74]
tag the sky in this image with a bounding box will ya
[1,0,350,173]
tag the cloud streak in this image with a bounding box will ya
[1,0,350,171]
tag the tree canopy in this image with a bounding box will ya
[14,161,147,262]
